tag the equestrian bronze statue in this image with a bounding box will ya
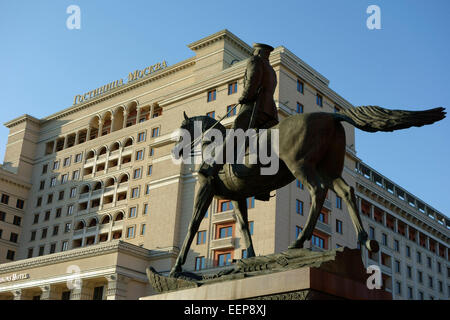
[169,45,446,277]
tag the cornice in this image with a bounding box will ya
[38,58,196,124]
[187,29,253,55]
[4,114,41,129]
[0,240,176,274]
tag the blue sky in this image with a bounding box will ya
[0,0,449,217]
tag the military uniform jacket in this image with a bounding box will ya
[240,55,278,122]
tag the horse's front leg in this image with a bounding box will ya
[233,199,256,258]
[170,177,214,277]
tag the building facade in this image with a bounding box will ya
[0,30,448,300]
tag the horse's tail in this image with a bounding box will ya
[335,105,446,132]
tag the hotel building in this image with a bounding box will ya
[0,30,448,300]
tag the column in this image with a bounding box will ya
[98,119,103,137]
[150,104,155,119]
[122,111,128,128]
[75,131,80,145]
[39,285,60,300]
[369,203,374,220]
[52,140,57,154]
[70,280,93,300]
[136,107,142,124]
[87,127,92,141]
[63,136,68,149]
[106,274,129,300]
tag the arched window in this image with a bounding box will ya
[93,181,102,191]
[88,218,98,228]
[114,212,124,221]
[75,220,85,230]
[101,215,111,224]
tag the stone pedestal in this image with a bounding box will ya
[142,248,391,300]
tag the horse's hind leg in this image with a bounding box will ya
[287,163,328,249]
[331,176,379,253]
[233,199,256,258]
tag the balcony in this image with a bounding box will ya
[109,150,120,160]
[316,220,332,235]
[85,226,97,235]
[212,211,235,224]
[323,199,332,210]
[116,183,128,194]
[73,229,84,237]
[112,221,123,231]
[210,237,235,250]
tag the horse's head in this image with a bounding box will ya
[172,111,227,162]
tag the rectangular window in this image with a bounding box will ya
[145,184,151,195]
[228,81,237,95]
[56,208,62,218]
[131,187,140,198]
[43,211,50,221]
[58,191,65,201]
[61,174,68,184]
[336,196,342,209]
[127,226,135,238]
[10,233,18,243]
[296,102,304,114]
[406,245,411,257]
[197,230,207,245]
[217,252,232,267]
[395,281,402,295]
[296,179,303,189]
[143,203,149,215]
[53,225,59,236]
[0,211,5,221]
[149,148,154,157]
[427,256,432,269]
[226,105,237,117]
[50,177,57,187]
[395,260,401,273]
[195,257,206,271]
[206,111,215,119]
[296,199,303,215]
[50,243,56,254]
[53,161,60,170]
[218,226,233,239]
[246,197,255,209]
[6,250,15,261]
[407,265,412,278]
[75,153,82,163]
[67,205,74,216]
[151,127,160,137]
[72,170,80,180]
[418,271,423,283]
[137,132,146,142]
[218,200,233,212]
[297,79,304,94]
[40,180,45,190]
[140,224,146,235]
[147,165,153,176]
[408,287,413,299]
[382,233,387,246]
[36,197,42,207]
[64,223,71,233]
[417,251,422,264]
[295,226,302,238]
[13,216,21,226]
[27,248,34,258]
[63,157,71,167]
[207,89,216,102]
[47,194,53,204]
[136,150,144,161]
[316,93,323,107]
[311,235,325,249]
[16,199,25,209]
[394,239,399,252]
[30,231,36,241]
[62,241,68,251]
[249,221,254,235]
[1,194,9,205]
[129,207,137,218]
[133,168,142,179]
[369,227,375,240]
[70,188,77,198]
[336,219,343,234]
[42,164,48,174]
[33,214,39,224]
[41,228,48,239]
[428,276,433,288]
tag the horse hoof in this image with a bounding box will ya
[366,240,379,253]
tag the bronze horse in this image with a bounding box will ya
[170,105,445,276]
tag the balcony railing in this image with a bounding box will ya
[212,211,235,224]
[210,237,235,250]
